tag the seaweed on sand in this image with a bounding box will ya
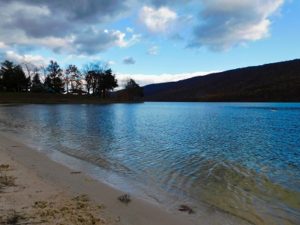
[0,164,10,171]
[178,204,195,214]
[0,210,26,225]
[0,174,16,192]
[118,194,131,204]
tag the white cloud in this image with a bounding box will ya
[116,71,218,87]
[107,60,116,66]
[0,0,135,55]
[139,6,177,33]
[0,42,8,49]
[147,45,159,55]
[37,36,74,52]
[0,0,286,55]
[73,28,141,54]
[113,30,141,48]
[191,0,285,50]
[5,50,48,67]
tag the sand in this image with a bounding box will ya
[0,133,196,225]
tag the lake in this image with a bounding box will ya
[0,102,299,225]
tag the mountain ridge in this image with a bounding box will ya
[143,59,300,102]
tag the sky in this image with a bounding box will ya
[0,0,299,86]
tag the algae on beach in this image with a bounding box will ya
[0,162,115,225]
[0,164,16,192]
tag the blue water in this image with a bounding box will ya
[0,102,299,225]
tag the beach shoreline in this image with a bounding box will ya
[0,132,196,225]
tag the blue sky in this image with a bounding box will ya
[0,0,299,86]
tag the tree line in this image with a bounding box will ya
[0,59,143,99]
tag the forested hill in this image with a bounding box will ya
[143,59,300,102]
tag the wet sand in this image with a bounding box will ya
[0,133,196,225]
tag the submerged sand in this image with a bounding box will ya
[0,133,196,225]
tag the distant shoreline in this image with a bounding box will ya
[0,92,144,104]
[1,92,299,105]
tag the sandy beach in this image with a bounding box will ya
[0,133,196,225]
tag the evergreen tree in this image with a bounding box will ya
[33,73,41,85]
[46,60,64,93]
[31,73,45,92]
[0,60,30,92]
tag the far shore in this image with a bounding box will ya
[0,132,196,225]
[0,92,144,104]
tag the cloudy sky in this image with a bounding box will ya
[0,0,299,86]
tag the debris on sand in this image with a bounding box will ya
[0,173,16,192]
[0,164,10,171]
[0,164,15,191]
[118,194,131,204]
[0,209,26,225]
[178,204,195,214]
[32,195,106,224]
[71,171,82,174]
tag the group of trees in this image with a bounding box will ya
[0,60,30,92]
[0,59,143,99]
[83,63,118,98]
[123,78,144,100]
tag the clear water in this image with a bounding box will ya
[0,102,299,225]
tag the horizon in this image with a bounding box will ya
[0,0,299,86]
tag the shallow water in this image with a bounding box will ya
[0,102,299,225]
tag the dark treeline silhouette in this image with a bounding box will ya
[113,78,144,101]
[0,60,30,92]
[144,59,300,102]
[0,59,142,101]
[83,63,118,98]
[124,78,144,100]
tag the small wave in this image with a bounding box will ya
[183,160,300,225]
[54,145,132,174]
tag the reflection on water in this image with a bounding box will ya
[0,102,300,225]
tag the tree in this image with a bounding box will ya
[83,63,101,95]
[0,60,14,91]
[65,64,82,94]
[101,69,118,98]
[124,78,143,100]
[14,65,31,91]
[45,60,64,93]
[32,73,41,85]
[0,60,30,92]
[85,71,93,95]
[83,62,118,97]
[31,72,45,93]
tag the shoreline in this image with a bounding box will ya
[0,133,196,225]
[0,93,143,104]
[1,93,299,105]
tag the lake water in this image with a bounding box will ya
[0,102,299,225]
